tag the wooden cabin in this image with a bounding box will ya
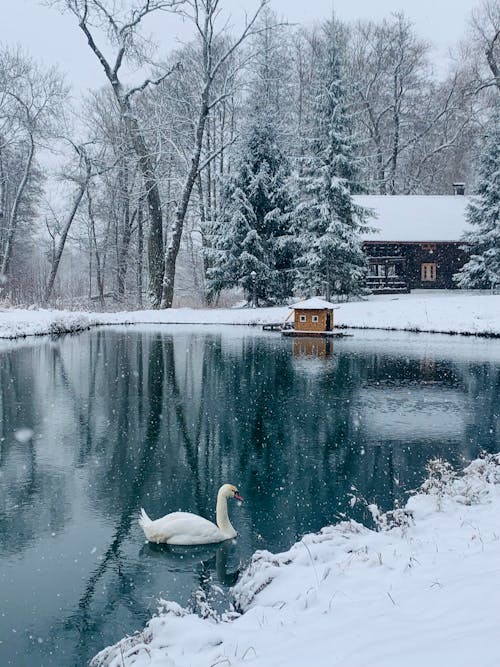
[355,195,471,294]
[289,298,336,333]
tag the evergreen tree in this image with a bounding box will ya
[204,11,296,306]
[206,116,295,305]
[294,19,370,300]
[454,108,500,290]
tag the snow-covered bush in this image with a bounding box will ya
[420,452,500,508]
[367,504,414,532]
[47,314,93,335]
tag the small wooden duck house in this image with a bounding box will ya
[286,297,337,335]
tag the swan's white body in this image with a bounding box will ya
[139,484,242,546]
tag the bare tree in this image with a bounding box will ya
[53,0,183,307]
[0,47,66,283]
[44,143,94,303]
[145,32,243,305]
[470,0,500,94]
[347,13,474,194]
[83,88,144,302]
[160,0,267,308]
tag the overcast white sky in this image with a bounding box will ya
[1,0,477,94]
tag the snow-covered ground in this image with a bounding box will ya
[0,291,500,339]
[90,454,500,667]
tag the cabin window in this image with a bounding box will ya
[369,263,397,277]
[370,263,386,277]
[312,315,319,323]
[299,314,307,322]
[421,262,437,281]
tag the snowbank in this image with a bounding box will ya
[90,453,500,667]
[336,293,500,337]
[1,292,500,339]
[0,305,288,339]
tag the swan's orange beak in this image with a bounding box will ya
[234,491,244,502]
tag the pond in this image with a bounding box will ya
[0,325,499,666]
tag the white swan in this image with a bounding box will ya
[139,484,243,545]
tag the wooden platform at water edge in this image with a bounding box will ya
[282,328,351,338]
[262,323,352,338]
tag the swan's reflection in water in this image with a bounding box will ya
[140,540,241,589]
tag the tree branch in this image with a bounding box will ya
[124,62,182,102]
[197,134,236,174]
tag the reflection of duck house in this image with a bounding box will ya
[283,298,345,337]
[293,337,332,358]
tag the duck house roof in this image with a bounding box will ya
[290,298,337,310]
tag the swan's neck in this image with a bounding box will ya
[216,492,236,537]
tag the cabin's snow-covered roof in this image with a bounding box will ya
[290,297,337,310]
[356,195,471,242]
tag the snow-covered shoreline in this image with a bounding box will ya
[1,292,500,339]
[90,453,500,667]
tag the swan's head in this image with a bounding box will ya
[219,484,244,502]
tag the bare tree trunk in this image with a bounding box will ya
[485,26,500,91]
[325,264,331,301]
[0,141,5,222]
[389,72,402,195]
[206,114,212,223]
[196,174,210,305]
[123,111,164,307]
[218,100,226,202]
[88,223,92,301]
[211,112,217,217]
[137,200,144,307]
[44,178,88,304]
[116,159,129,298]
[197,172,207,227]
[161,92,210,308]
[87,188,105,308]
[1,134,35,277]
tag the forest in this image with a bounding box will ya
[0,0,499,308]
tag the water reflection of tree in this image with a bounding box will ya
[57,333,168,664]
[57,332,247,664]
[178,337,368,549]
[0,345,69,554]
[457,362,500,456]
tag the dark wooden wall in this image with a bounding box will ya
[363,241,469,290]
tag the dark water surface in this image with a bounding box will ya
[0,325,499,666]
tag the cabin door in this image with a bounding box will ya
[326,312,331,330]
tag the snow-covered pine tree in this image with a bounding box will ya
[294,19,370,300]
[205,118,295,305]
[205,14,296,307]
[454,108,500,290]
